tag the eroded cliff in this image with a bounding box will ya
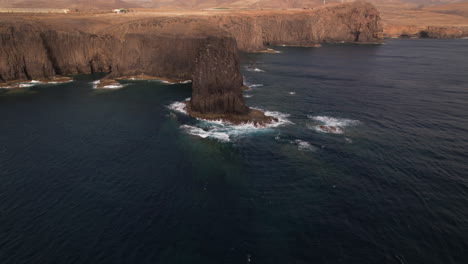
[0,1,383,122]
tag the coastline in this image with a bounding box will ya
[0,77,73,89]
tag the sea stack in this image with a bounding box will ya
[0,2,383,124]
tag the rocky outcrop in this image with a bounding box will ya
[0,2,383,123]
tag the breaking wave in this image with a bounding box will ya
[168,98,190,114]
[157,80,192,85]
[168,100,292,142]
[308,115,360,134]
[244,66,265,72]
[243,77,264,89]
[91,80,126,89]
[180,125,231,142]
[10,80,73,88]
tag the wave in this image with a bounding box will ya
[91,80,126,89]
[289,92,296,95]
[308,115,360,134]
[243,77,264,89]
[244,94,253,98]
[168,98,190,114]
[19,83,36,88]
[168,100,292,142]
[244,66,265,72]
[181,125,231,142]
[158,80,192,85]
[45,80,73,84]
[17,80,46,88]
[293,139,317,152]
[2,79,73,89]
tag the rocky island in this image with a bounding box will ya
[0,1,383,124]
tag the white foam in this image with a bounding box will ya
[18,83,36,88]
[158,79,192,85]
[243,77,264,89]
[46,80,73,84]
[244,94,253,98]
[294,140,317,152]
[289,92,296,95]
[91,80,126,89]
[245,66,265,72]
[181,125,231,142]
[103,84,125,89]
[243,81,263,89]
[308,115,360,134]
[168,98,190,114]
[262,109,293,128]
[91,80,100,89]
[168,99,292,142]
[266,48,281,54]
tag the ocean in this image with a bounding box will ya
[0,39,467,263]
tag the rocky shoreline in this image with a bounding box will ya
[0,2,383,125]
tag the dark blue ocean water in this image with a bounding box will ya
[1,39,468,264]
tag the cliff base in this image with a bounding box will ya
[186,102,277,126]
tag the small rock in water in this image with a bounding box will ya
[319,125,339,133]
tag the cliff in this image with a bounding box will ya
[0,2,383,123]
[384,24,468,38]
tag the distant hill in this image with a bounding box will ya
[424,1,468,16]
[1,0,467,12]
[147,0,467,9]
[0,0,141,10]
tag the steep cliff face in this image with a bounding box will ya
[209,2,383,51]
[0,19,249,116]
[0,2,383,122]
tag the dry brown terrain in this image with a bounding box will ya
[2,0,468,38]
[373,1,468,37]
